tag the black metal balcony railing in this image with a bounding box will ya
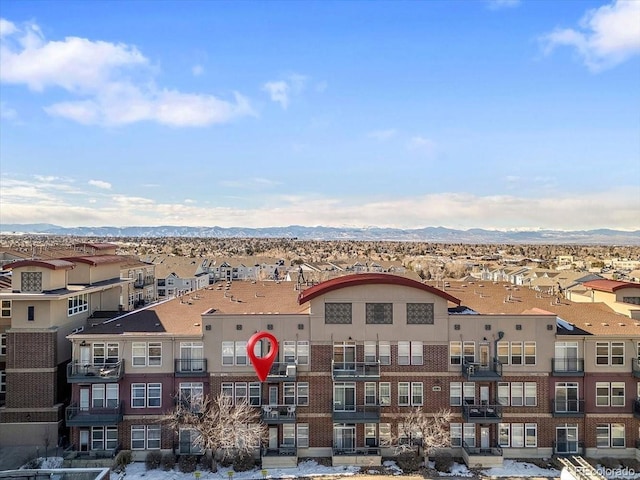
[551,399,585,417]
[634,398,640,418]
[261,405,296,423]
[65,402,123,426]
[134,277,154,288]
[332,361,380,380]
[462,441,503,457]
[332,405,381,423]
[267,362,297,381]
[262,446,297,457]
[462,360,502,381]
[462,404,502,423]
[174,358,208,376]
[633,359,640,378]
[551,358,585,376]
[553,440,585,456]
[332,447,381,456]
[67,360,124,383]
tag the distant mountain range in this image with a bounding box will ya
[1,223,639,244]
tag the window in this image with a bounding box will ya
[596,424,625,448]
[463,342,475,363]
[525,382,537,406]
[463,423,475,448]
[398,382,410,406]
[283,424,295,446]
[221,382,233,398]
[450,382,462,406]
[148,343,162,366]
[365,423,377,447]
[132,343,146,366]
[512,423,524,448]
[498,382,509,406]
[21,272,42,292]
[379,342,391,365]
[525,424,537,447]
[365,383,376,405]
[284,382,296,405]
[234,383,248,405]
[249,382,261,406]
[92,384,118,408]
[282,340,309,365]
[511,383,523,407]
[91,426,118,450]
[596,342,625,366]
[27,306,34,321]
[406,303,434,324]
[148,383,161,407]
[179,428,203,454]
[398,341,410,365]
[364,342,377,363]
[0,333,6,355]
[222,341,234,365]
[1,300,11,317]
[132,384,145,408]
[132,383,161,408]
[379,423,392,446]
[366,303,393,324]
[179,382,203,410]
[179,342,204,372]
[235,341,247,365]
[498,423,510,447]
[297,382,309,406]
[524,342,536,365]
[450,423,462,447]
[93,342,119,364]
[450,341,462,365]
[283,341,296,363]
[497,341,509,364]
[67,293,89,316]
[463,382,475,405]
[131,425,161,450]
[499,423,536,448]
[297,341,309,365]
[325,303,352,324]
[297,424,309,448]
[596,382,625,407]
[510,342,523,365]
[411,382,423,406]
[0,370,6,393]
[411,341,423,365]
[379,382,391,406]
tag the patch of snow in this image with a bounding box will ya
[482,460,560,477]
[382,460,403,475]
[438,461,474,477]
[556,317,574,331]
[40,457,64,469]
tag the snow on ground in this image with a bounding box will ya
[118,460,359,480]
[436,461,474,477]
[482,460,560,478]
[382,460,403,475]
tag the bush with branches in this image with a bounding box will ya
[161,452,177,471]
[145,451,162,470]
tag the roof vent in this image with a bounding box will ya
[585,322,592,326]
[618,322,626,326]
[601,323,609,327]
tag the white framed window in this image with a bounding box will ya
[91,426,117,450]
[249,382,261,406]
[450,382,462,406]
[221,382,233,398]
[222,341,234,365]
[0,370,6,393]
[179,382,203,409]
[525,382,537,406]
[283,341,296,363]
[68,293,89,316]
[525,423,537,447]
[596,342,625,366]
[92,384,118,408]
[463,423,475,448]
[284,382,296,405]
[132,342,147,366]
[0,333,6,355]
[282,340,309,365]
[497,341,509,364]
[463,382,475,405]
[297,382,309,406]
[297,341,309,365]
[148,383,161,407]
[1,300,11,318]
[450,341,462,365]
[611,342,624,365]
[379,382,391,406]
[379,423,392,446]
[398,341,410,365]
[379,342,391,365]
[498,423,510,447]
[235,341,247,365]
[179,428,203,454]
[411,382,423,406]
[131,425,161,450]
[524,342,536,365]
[234,383,248,405]
[510,342,523,365]
[132,383,146,408]
[498,382,509,406]
[297,423,309,448]
[398,382,410,406]
[365,382,376,405]
[148,343,162,366]
[511,382,524,407]
[450,423,462,447]
[411,341,423,365]
[92,342,119,364]
[512,423,525,448]
[365,423,377,447]
[463,341,475,363]
[596,382,625,407]
[364,342,377,363]
[596,424,625,448]
[283,424,295,446]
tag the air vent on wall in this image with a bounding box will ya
[267,324,274,331]
[236,324,243,331]
[454,324,460,330]
[298,324,304,330]
[515,324,522,330]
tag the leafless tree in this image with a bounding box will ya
[393,408,452,460]
[164,393,266,460]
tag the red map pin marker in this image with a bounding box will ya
[247,331,278,382]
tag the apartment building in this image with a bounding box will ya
[0,253,131,446]
[62,273,640,465]
[566,279,640,319]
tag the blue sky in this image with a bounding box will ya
[1,0,639,230]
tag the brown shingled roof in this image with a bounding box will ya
[582,279,639,292]
[61,255,125,266]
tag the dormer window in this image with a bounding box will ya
[21,272,42,292]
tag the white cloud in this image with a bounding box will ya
[1,175,638,230]
[0,101,17,120]
[407,136,437,156]
[88,179,112,189]
[367,129,397,141]
[0,18,17,37]
[192,64,204,76]
[486,0,520,10]
[219,177,280,189]
[262,73,308,109]
[540,0,640,72]
[0,18,255,126]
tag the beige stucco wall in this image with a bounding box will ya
[12,267,68,292]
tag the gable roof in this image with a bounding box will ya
[298,273,461,305]
[5,259,75,270]
[583,279,639,293]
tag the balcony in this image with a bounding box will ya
[332,405,380,423]
[462,360,502,381]
[67,360,124,383]
[461,404,502,423]
[553,440,585,457]
[266,362,297,382]
[332,447,382,467]
[633,359,640,378]
[462,442,503,468]
[551,399,585,417]
[66,402,123,426]
[551,358,584,376]
[174,358,208,377]
[262,447,297,468]
[134,277,154,288]
[634,399,640,419]
[261,405,296,423]
[332,361,380,380]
